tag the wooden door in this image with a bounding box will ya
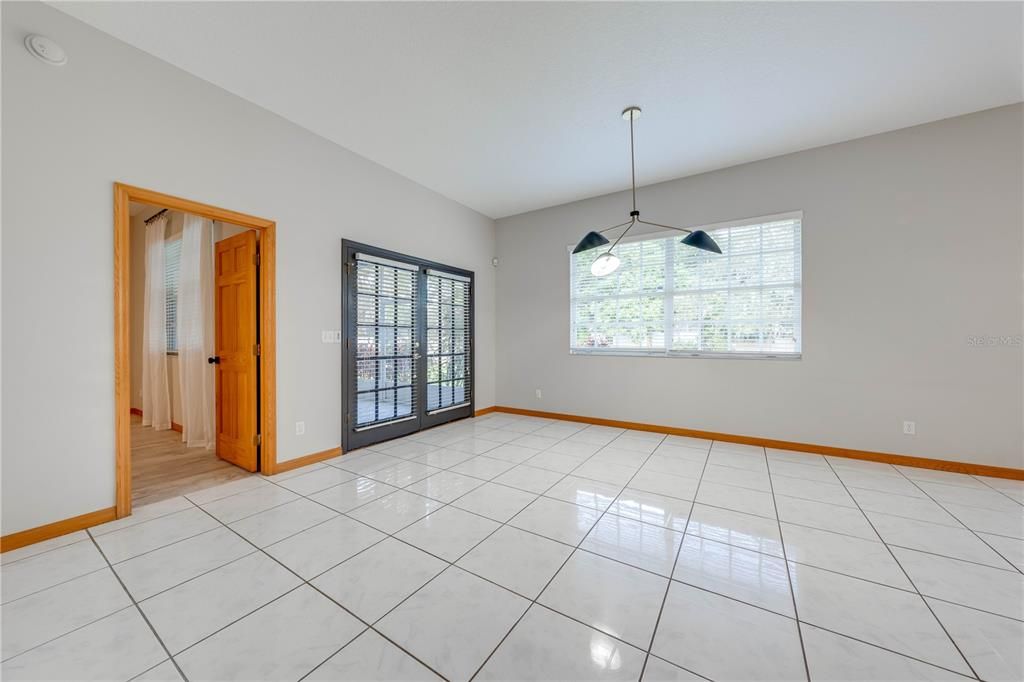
[214,230,259,471]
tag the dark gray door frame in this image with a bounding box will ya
[341,239,475,452]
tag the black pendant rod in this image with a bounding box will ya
[638,218,691,235]
[606,218,637,252]
[629,112,637,214]
[571,105,722,258]
[597,219,635,234]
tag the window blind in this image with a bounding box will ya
[164,238,182,353]
[354,254,418,428]
[426,269,471,413]
[570,213,802,358]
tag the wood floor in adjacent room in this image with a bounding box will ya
[130,414,251,507]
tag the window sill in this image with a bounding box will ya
[569,348,801,360]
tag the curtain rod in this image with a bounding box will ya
[143,208,168,225]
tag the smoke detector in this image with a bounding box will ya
[25,34,68,66]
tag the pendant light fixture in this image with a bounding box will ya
[573,107,722,277]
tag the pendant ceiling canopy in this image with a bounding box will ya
[573,107,722,276]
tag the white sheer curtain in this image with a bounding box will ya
[177,215,216,448]
[141,215,172,430]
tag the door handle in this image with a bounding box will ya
[207,356,221,364]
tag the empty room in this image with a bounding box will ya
[1,2,1022,681]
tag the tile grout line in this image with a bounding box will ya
[675,453,993,678]
[0,426,687,662]
[142,417,590,680]
[4,430,958,643]
[83,531,191,682]
[775,487,1024,539]
[770,516,1022,571]
[353,424,625,675]
[183,498,454,682]
[467,430,675,682]
[760,462,997,678]
[892,470,1024,576]
[187,421,1022,678]
[11,417,1007,679]
[0,503,210,571]
[970,474,1024,508]
[439,439,1024,627]
[334,419,625,679]
[0,565,114,609]
[7,417,1015,679]
[770,460,1024,565]
[820,458,982,680]
[790,622,979,680]
[0,605,136,666]
[765,445,815,682]
[637,438,713,682]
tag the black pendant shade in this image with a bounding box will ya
[571,107,723,275]
[681,230,722,254]
[572,231,611,254]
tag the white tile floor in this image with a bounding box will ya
[3,412,1023,681]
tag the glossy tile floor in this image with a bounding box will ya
[3,413,1023,681]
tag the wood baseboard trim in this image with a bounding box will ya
[130,408,183,433]
[1,507,118,553]
[487,406,1024,481]
[474,406,498,417]
[269,447,342,475]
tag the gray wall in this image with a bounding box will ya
[496,105,1023,469]
[2,2,497,534]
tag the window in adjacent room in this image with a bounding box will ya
[570,212,802,358]
[164,237,182,353]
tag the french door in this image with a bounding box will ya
[342,240,474,451]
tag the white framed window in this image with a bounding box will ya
[570,212,802,359]
[165,237,181,353]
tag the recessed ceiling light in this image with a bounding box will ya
[24,34,68,67]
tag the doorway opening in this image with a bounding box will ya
[341,240,474,452]
[114,184,276,518]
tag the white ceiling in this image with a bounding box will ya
[53,2,1022,219]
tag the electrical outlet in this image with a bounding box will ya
[903,421,916,435]
[321,330,342,344]
[321,331,332,343]
[295,421,306,436]
[535,388,543,399]
[333,330,343,343]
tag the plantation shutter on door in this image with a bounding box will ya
[425,269,471,413]
[353,253,418,429]
[343,240,475,451]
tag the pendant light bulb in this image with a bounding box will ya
[591,252,621,277]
